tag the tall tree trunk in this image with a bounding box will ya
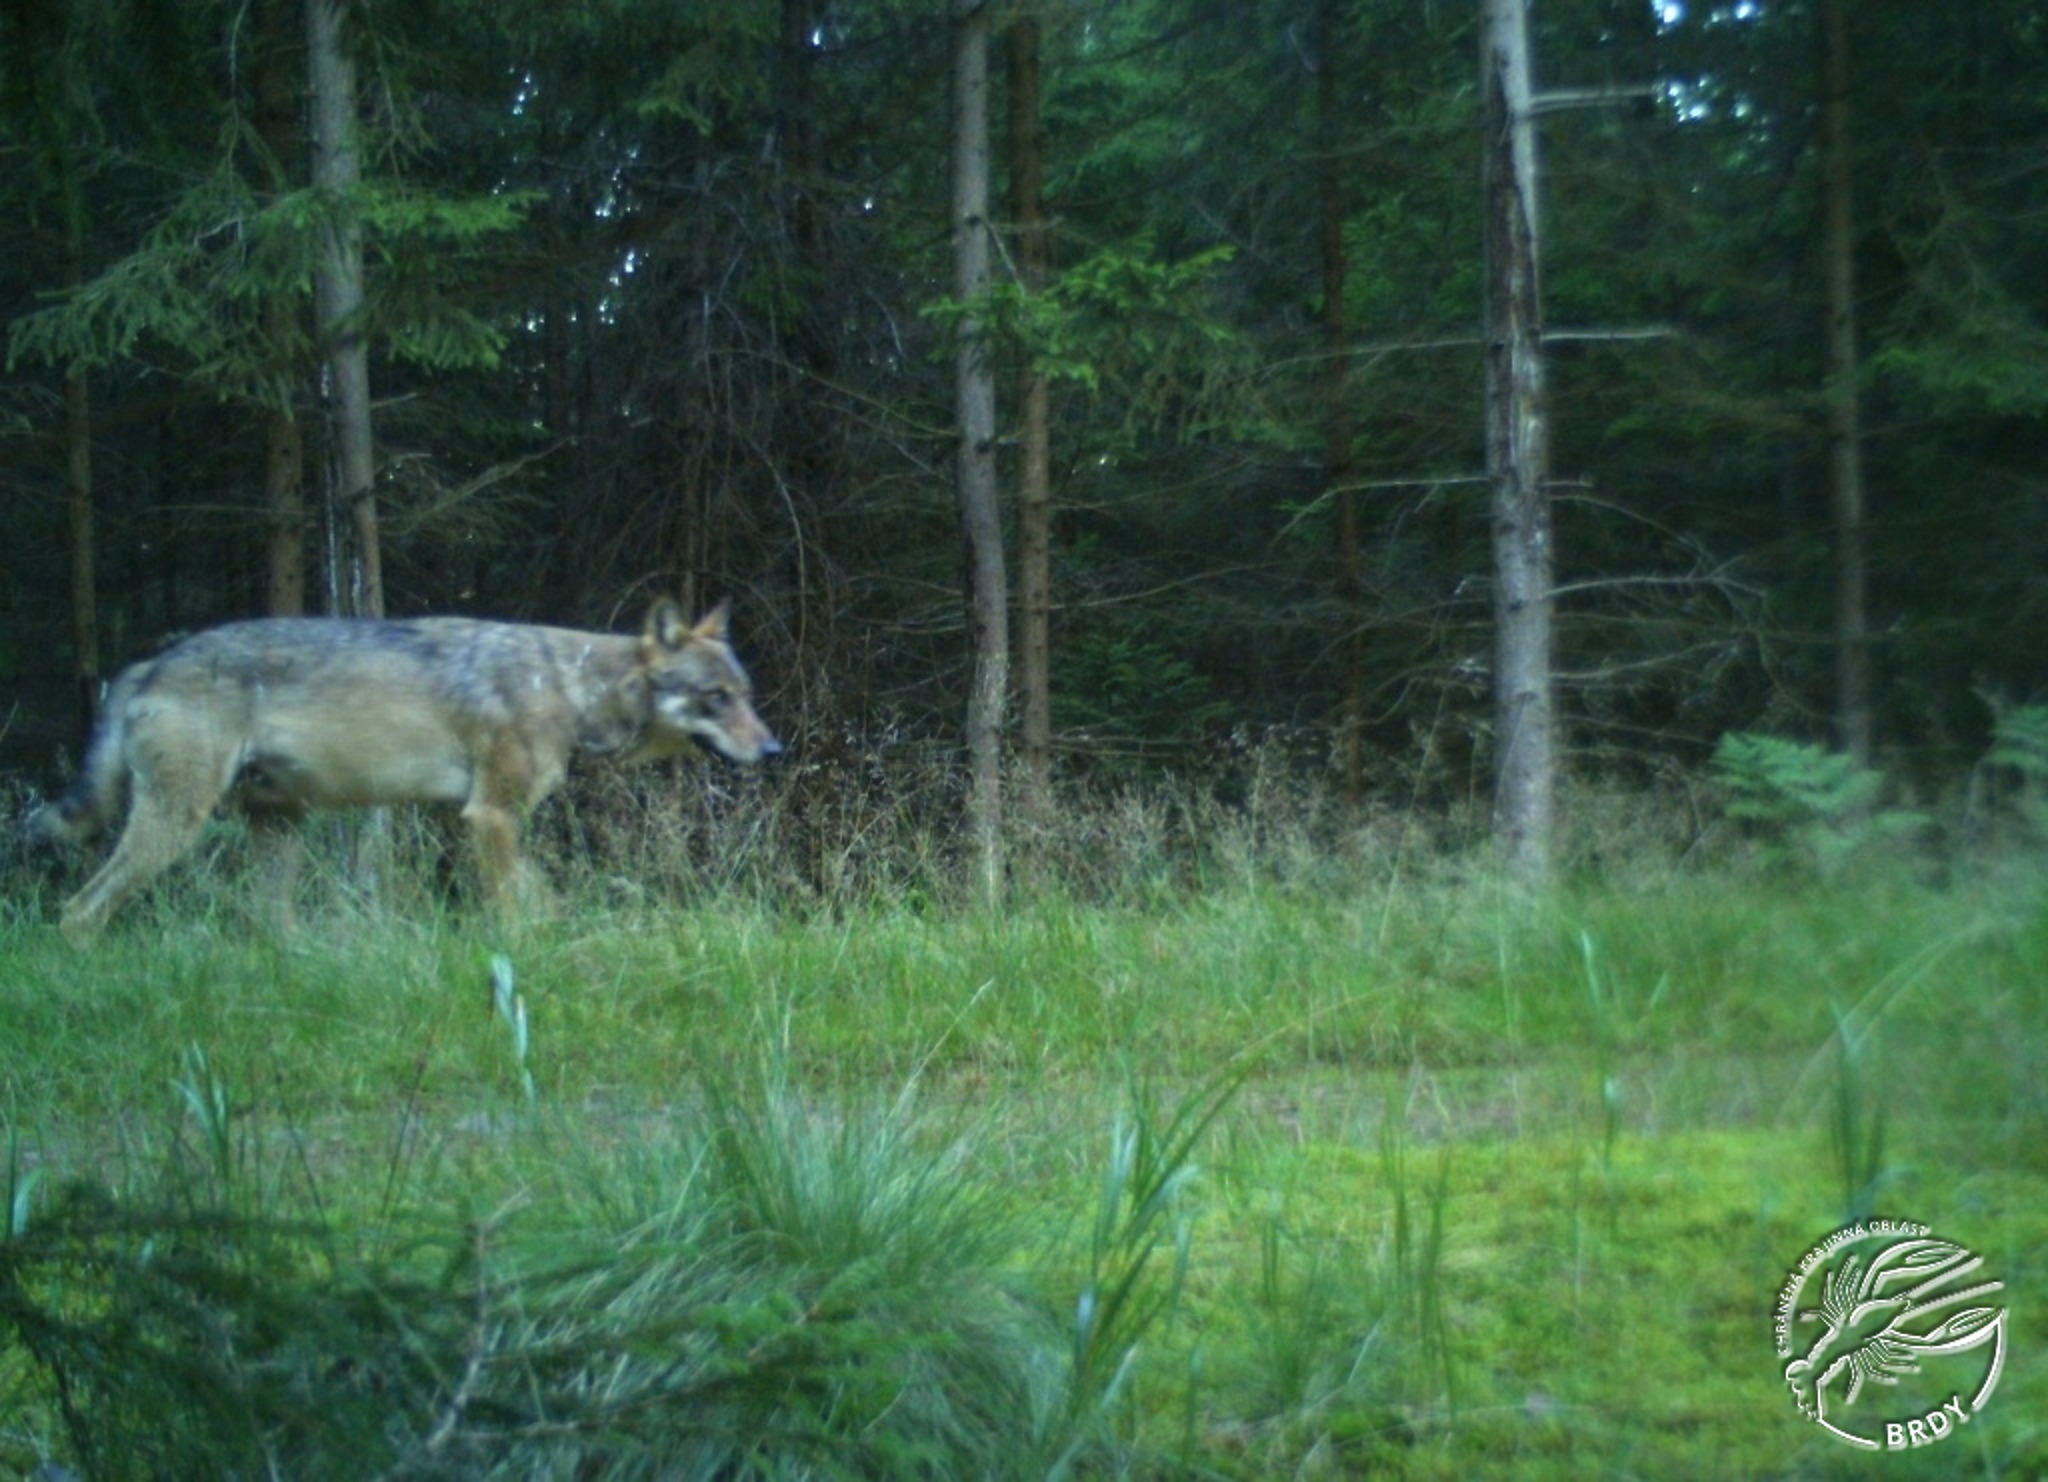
[1480,0,1555,881]
[1820,0,1871,768]
[952,0,1007,904]
[256,0,305,616]
[64,345,97,743]
[59,109,95,738]
[262,353,307,615]
[306,0,382,618]
[1008,7,1052,818]
[780,0,832,382]
[1316,0,1362,804]
[12,0,101,740]
[778,0,834,668]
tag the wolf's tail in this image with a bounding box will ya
[29,670,143,848]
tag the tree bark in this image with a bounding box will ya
[1009,8,1052,818]
[64,353,97,744]
[256,0,305,616]
[1317,0,1363,804]
[952,0,1007,904]
[306,0,381,617]
[57,85,96,739]
[262,359,307,615]
[1480,0,1555,881]
[1820,0,1871,768]
[14,0,102,742]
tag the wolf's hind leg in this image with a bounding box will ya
[59,791,215,946]
[58,731,236,947]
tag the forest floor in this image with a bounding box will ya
[0,847,2042,1477]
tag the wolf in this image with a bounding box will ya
[32,599,779,944]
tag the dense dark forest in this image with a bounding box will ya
[3,0,2045,869]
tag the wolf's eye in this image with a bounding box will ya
[705,687,736,712]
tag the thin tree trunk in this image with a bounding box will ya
[780,0,832,381]
[1317,0,1362,804]
[306,0,381,618]
[1820,0,1871,768]
[63,172,96,740]
[1480,0,1555,882]
[64,355,97,743]
[1009,8,1052,818]
[256,0,305,616]
[778,0,833,666]
[262,368,307,615]
[306,0,387,894]
[952,0,1007,904]
[14,0,102,741]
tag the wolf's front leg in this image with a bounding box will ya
[461,797,555,923]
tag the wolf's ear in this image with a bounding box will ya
[646,598,690,650]
[691,599,732,642]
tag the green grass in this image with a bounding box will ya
[1,853,2043,1477]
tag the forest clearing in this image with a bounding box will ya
[5,0,2048,1473]
[1,797,2042,1477]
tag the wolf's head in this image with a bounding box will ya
[639,599,782,763]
